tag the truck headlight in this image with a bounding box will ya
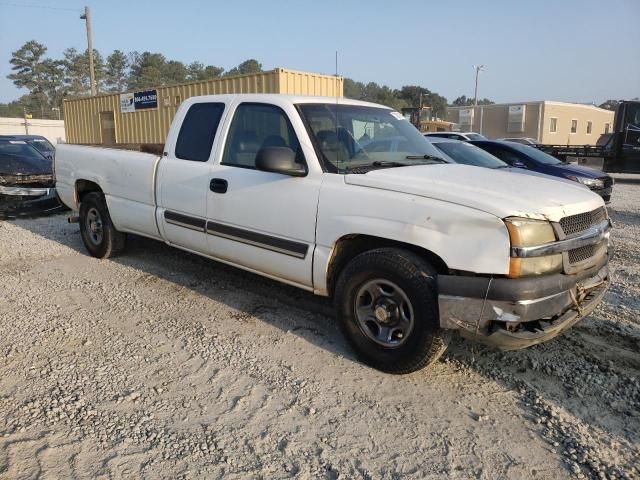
[504,218,562,278]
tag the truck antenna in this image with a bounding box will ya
[335,51,340,173]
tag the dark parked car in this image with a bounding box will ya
[425,137,590,189]
[0,138,63,218]
[0,134,56,160]
[470,140,614,201]
[424,131,487,141]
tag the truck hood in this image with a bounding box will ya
[0,154,52,176]
[344,164,604,222]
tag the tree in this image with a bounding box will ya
[343,78,365,100]
[163,60,188,85]
[225,59,262,77]
[7,40,48,93]
[7,40,66,117]
[104,50,129,92]
[187,62,224,81]
[397,86,448,117]
[598,99,621,111]
[62,47,105,96]
[451,95,494,107]
[203,65,224,79]
[39,59,66,112]
[127,51,166,90]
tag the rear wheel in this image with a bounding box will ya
[79,192,126,258]
[334,248,449,374]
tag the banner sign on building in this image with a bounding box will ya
[120,89,158,113]
[120,93,134,113]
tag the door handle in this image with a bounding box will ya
[210,178,228,193]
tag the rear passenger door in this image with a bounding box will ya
[205,101,322,288]
[156,101,226,252]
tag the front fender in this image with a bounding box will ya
[313,177,511,294]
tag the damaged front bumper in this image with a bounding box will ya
[0,186,65,218]
[437,255,609,350]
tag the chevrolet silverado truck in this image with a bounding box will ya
[55,94,612,373]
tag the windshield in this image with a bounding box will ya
[432,141,507,168]
[28,138,55,154]
[298,104,447,173]
[0,141,47,162]
[464,133,487,141]
[507,142,563,165]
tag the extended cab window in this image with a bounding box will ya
[175,103,225,161]
[222,103,302,169]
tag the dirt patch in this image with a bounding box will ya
[1,185,638,479]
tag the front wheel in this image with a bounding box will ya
[334,248,449,374]
[79,192,126,258]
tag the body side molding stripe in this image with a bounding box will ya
[206,221,308,259]
[164,210,206,232]
[162,210,308,259]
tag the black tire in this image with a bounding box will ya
[79,192,126,258]
[334,248,449,374]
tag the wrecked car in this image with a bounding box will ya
[0,138,63,218]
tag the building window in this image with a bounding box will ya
[604,123,611,134]
[586,121,592,134]
[549,117,557,133]
[570,119,577,134]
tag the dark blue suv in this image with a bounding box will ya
[471,140,614,202]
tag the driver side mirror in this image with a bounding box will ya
[255,147,306,177]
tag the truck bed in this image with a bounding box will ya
[55,144,162,238]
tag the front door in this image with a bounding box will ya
[99,111,116,145]
[205,101,321,288]
[156,101,226,253]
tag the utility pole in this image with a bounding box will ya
[473,64,485,106]
[23,107,30,134]
[80,6,97,96]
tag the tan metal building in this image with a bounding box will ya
[63,68,343,146]
[446,101,614,145]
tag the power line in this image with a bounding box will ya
[0,2,81,12]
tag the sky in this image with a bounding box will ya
[0,0,638,105]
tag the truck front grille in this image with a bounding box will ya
[568,244,596,264]
[559,207,606,237]
[0,174,54,188]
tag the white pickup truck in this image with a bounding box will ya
[55,94,611,373]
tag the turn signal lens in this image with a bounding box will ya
[509,255,563,278]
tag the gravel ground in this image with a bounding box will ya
[0,184,638,479]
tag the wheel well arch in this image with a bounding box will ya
[325,234,449,297]
[75,179,102,204]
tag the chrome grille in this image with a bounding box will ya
[559,207,606,237]
[568,244,596,264]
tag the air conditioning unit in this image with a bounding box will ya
[508,105,526,133]
[459,109,474,132]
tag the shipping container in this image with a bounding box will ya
[63,68,344,146]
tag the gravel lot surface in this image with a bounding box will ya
[1,184,638,479]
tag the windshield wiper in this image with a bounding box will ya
[371,160,410,167]
[405,154,448,163]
